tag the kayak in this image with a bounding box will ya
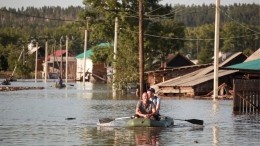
[125,116,174,127]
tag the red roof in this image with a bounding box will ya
[47,50,74,60]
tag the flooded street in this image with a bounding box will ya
[0,81,259,145]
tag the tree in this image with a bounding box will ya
[195,24,215,64]
[145,19,185,69]
[221,22,244,52]
[0,44,8,70]
[222,22,260,52]
[82,0,183,89]
[16,56,34,78]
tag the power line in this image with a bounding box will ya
[120,28,259,41]
[219,7,260,34]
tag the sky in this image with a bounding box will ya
[0,0,259,9]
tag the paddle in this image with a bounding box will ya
[98,116,132,124]
[174,118,204,125]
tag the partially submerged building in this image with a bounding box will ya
[153,52,248,97]
[76,43,111,83]
[43,50,76,80]
[146,53,205,86]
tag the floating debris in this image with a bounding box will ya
[0,86,44,92]
[65,117,76,120]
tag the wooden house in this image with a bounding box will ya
[154,52,248,97]
[146,53,207,86]
[222,48,260,78]
[221,49,260,112]
[43,50,76,80]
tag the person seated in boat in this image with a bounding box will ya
[135,92,156,119]
[56,75,63,86]
[2,78,10,85]
[147,88,161,120]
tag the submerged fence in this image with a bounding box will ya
[233,79,260,114]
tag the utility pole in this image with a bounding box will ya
[138,0,144,99]
[196,39,199,60]
[83,17,90,86]
[213,0,220,100]
[52,40,56,73]
[65,35,69,84]
[113,17,118,92]
[60,36,64,78]
[12,47,24,77]
[35,40,38,83]
[44,39,48,83]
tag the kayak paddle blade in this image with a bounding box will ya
[185,119,204,125]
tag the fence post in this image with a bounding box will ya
[233,79,240,114]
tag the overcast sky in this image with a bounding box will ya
[0,0,259,9]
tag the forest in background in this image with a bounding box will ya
[1,4,259,28]
[0,2,259,87]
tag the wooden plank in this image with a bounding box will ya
[233,80,240,113]
[233,79,260,114]
[237,92,259,111]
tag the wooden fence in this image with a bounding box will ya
[233,79,260,114]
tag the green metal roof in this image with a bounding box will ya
[75,43,111,59]
[226,59,260,71]
[75,49,92,59]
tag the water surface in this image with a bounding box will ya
[0,81,259,145]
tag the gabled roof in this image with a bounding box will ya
[244,48,260,62]
[219,52,247,67]
[53,50,67,57]
[158,69,238,87]
[226,59,260,71]
[47,50,74,60]
[165,53,194,68]
[76,49,92,59]
[75,42,112,59]
[156,51,248,88]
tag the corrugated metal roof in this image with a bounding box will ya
[156,52,249,88]
[193,52,245,77]
[75,43,112,59]
[245,48,260,62]
[47,50,74,60]
[226,59,260,71]
[75,49,92,59]
[158,70,238,87]
[219,52,245,67]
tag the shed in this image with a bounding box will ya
[75,43,111,82]
[43,50,76,80]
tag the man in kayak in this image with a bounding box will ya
[147,88,160,120]
[135,92,156,119]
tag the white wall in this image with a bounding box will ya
[76,58,93,80]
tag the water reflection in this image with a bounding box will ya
[212,101,219,146]
[90,126,163,145]
[132,127,162,145]
[213,125,219,146]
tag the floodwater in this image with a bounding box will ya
[0,80,259,145]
